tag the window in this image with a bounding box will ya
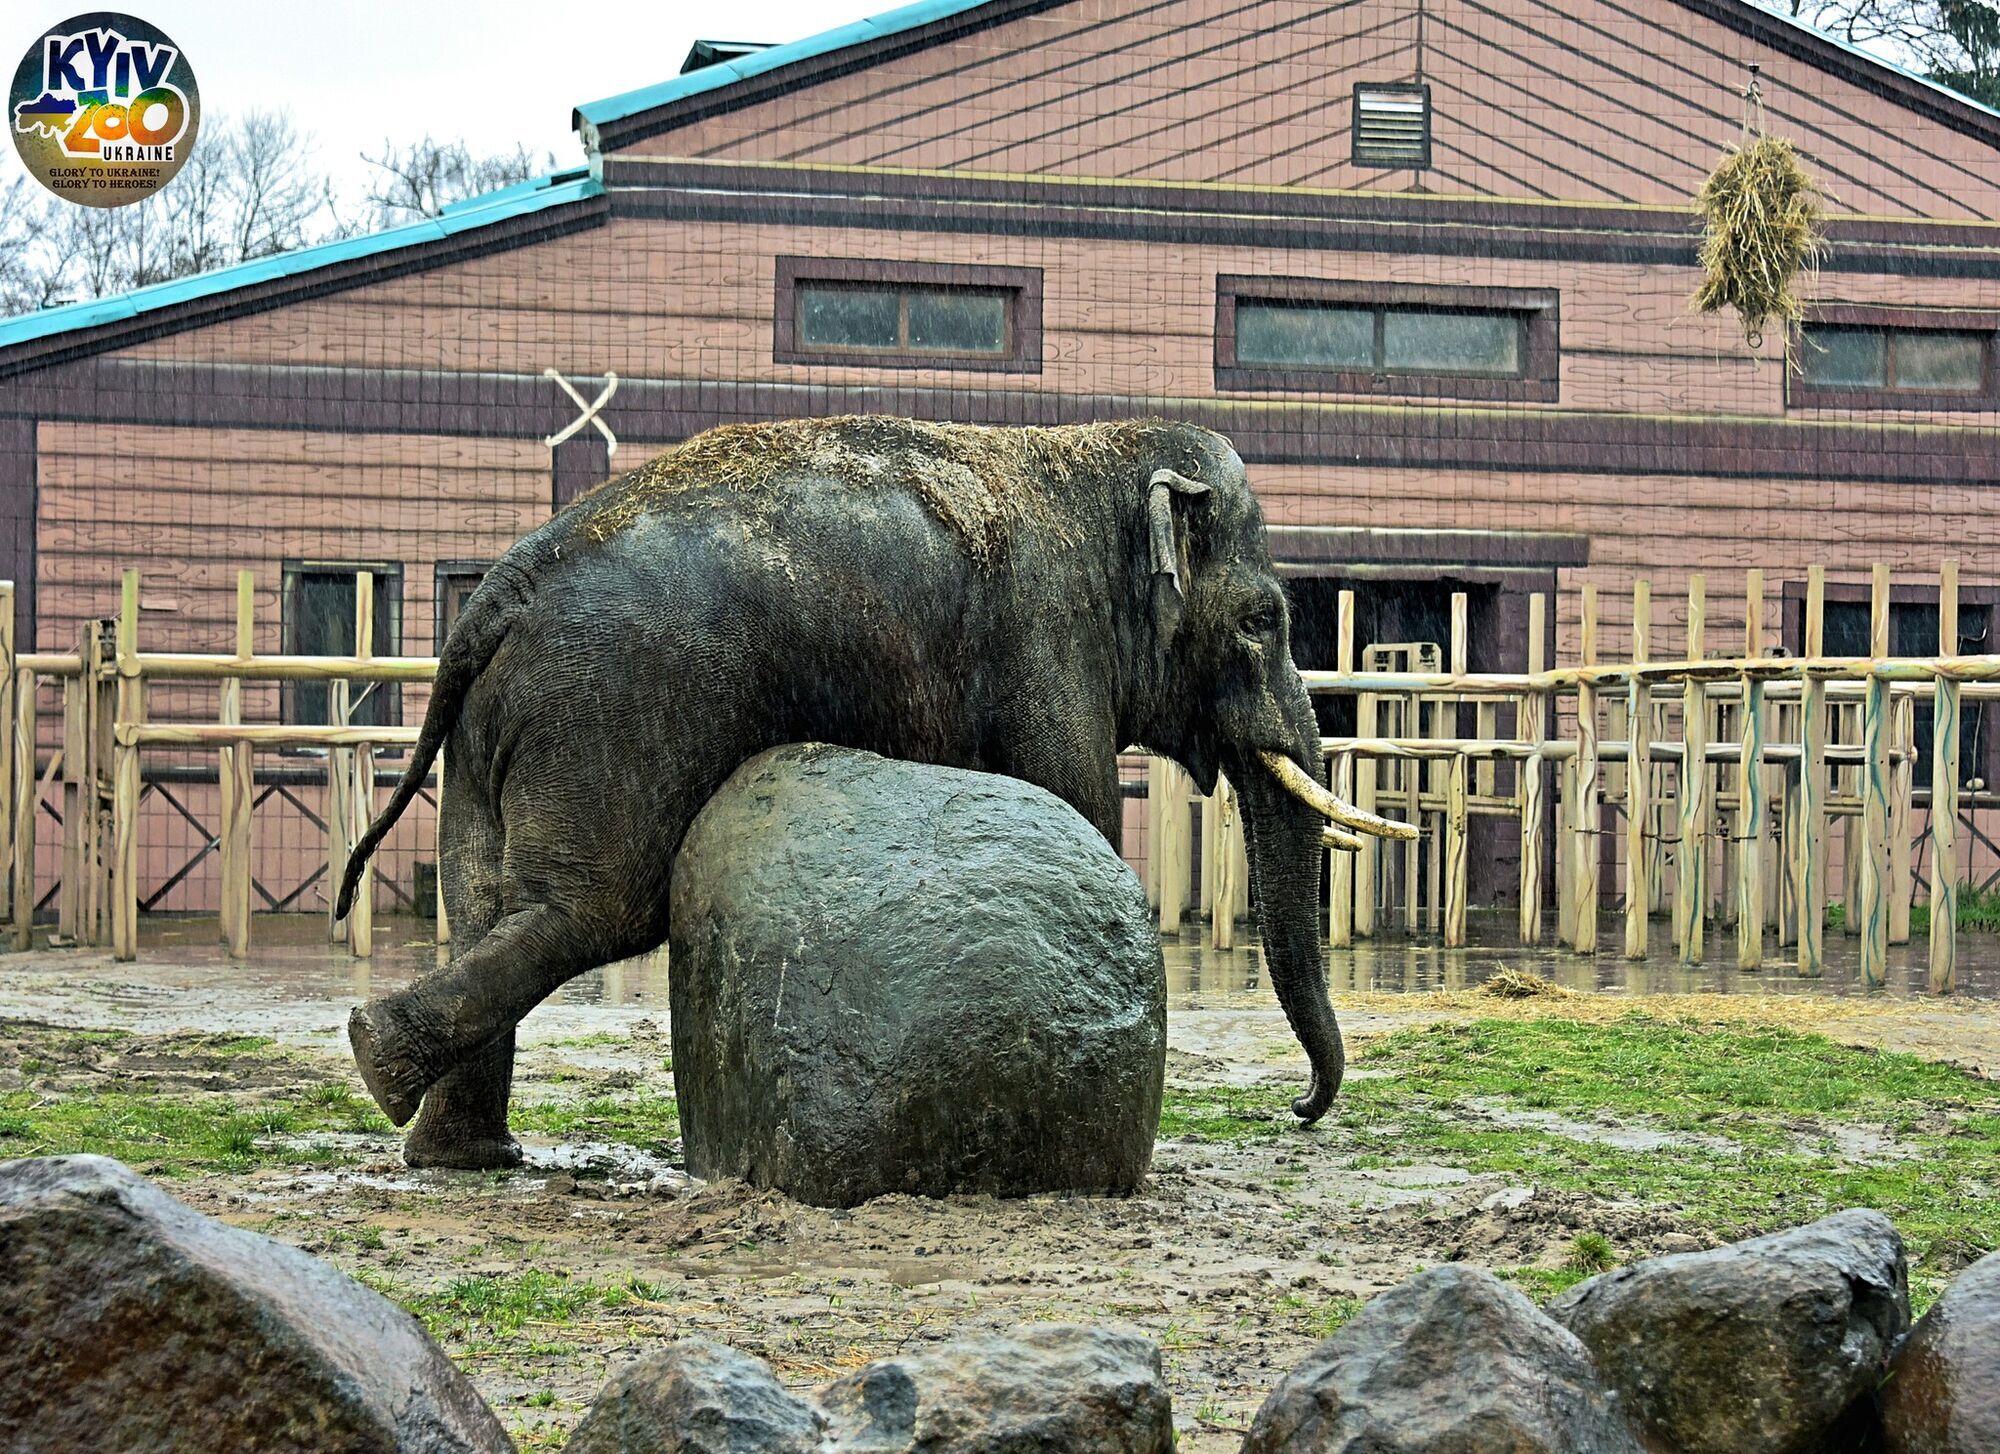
[435,563,488,648]
[1790,308,1998,410]
[1216,278,1559,401]
[282,564,402,729]
[1352,83,1431,168]
[775,258,1042,372]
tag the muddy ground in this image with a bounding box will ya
[3,922,1997,1449]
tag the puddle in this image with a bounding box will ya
[1463,1097,1739,1155]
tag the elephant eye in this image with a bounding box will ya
[1243,607,1280,635]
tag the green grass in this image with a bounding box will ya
[383,1269,658,1354]
[1165,1016,2000,1306]
[0,1026,394,1175]
[511,1091,678,1153]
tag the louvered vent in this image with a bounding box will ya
[1353,84,1431,168]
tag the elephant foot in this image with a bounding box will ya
[403,1126,524,1172]
[347,999,436,1128]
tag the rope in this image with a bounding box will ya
[543,368,619,457]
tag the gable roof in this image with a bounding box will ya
[0,168,604,369]
[575,0,2000,155]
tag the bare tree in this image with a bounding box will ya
[361,137,553,227]
[1763,0,2000,105]
[222,109,336,261]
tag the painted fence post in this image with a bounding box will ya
[1574,584,1600,953]
[1328,590,1355,948]
[1675,575,1707,964]
[1625,580,1651,960]
[1518,592,1547,945]
[1797,566,1827,976]
[111,570,142,962]
[1737,570,1766,970]
[219,571,254,959]
[1860,564,1892,988]
[1930,560,1959,994]
[1444,592,1469,947]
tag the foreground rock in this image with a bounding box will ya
[566,1340,819,1454]
[570,1326,1172,1453]
[1550,1208,1908,1454]
[670,744,1166,1208]
[1239,1264,1644,1453]
[1880,1250,2000,1452]
[0,1155,512,1454]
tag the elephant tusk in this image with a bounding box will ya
[1258,751,1420,842]
[1322,825,1366,853]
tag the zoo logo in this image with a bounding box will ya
[9,11,199,207]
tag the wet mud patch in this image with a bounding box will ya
[3,1003,1999,1449]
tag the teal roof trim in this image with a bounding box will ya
[574,0,997,132]
[0,169,602,353]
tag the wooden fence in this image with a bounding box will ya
[2,564,1997,991]
[1149,563,1998,992]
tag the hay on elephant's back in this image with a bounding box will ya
[580,416,1154,566]
[1692,134,1827,350]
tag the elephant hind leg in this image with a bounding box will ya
[350,897,657,1128]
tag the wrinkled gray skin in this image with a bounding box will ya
[340,417,1341,1170]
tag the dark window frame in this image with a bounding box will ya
[1216,277,1560,402]
[434,561,490,651]
[1351,81,1433,169]
[1780,578,1996,791]
[1787,305,2000,412]
[775,257,1043,373]
[280,561,404,734]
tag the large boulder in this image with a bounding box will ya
[0,1154,511,1454]
[1549,1208,1909,1454]
[1239,1264,1644,1454]
[1880,1250,2000,1453]
[669,744,1166,1208]
[570,1326,1171,1454]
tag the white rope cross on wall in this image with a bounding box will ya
[542,368,619,458]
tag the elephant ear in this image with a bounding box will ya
[1148,467,1211,643]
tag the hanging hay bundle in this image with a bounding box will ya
[1692,133,1828,350]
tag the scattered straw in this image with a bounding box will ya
[1692,133,1828,351]
[572,416,1161,567]
[1482,969,1574,1000]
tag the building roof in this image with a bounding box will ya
[573,0,2000,153]
[0,167,602,357]
[681,39,774,74]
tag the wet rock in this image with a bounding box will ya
[1549,1207,1909,1454]
[1880,1250,2000,1453]
[1239,1264,1644,1453]
[566,1340,821,1454]
[670,744,1166,1208]
[0,1154,511,1454]
[575,1327,1170,1454]
[817,1325,1172,1452]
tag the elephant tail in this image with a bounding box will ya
[334,568,523,920]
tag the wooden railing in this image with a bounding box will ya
[3,563,1995,991]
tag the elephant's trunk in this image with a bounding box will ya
[1238,732,1346,1123]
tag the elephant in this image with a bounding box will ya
[338,415,1412,1170]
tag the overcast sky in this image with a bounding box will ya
[1,0,881,197]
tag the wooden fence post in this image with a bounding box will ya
[1519,593,1547,945]
[1354,675,1378,938]
[111,571,142,961]
[0,583,14,929]
[1930,561,1959,993]
[1151,757,1190,936]
[58,626,87,943]
[219,571,254,958]
[1737,570,1766,970]
[1798,566,1828,976]
[1328,590,1355,948]
[1625,580,1651,959]
[348,573,375,958]
[435,744,451,943]
[1860,564,1891,987]
[1889,688,1914,947]
[1675,575,1708,964]
[11,662,34,951]
[1444,593,1469,946]
[1574,585,1600,953]
[1208,774,1238,951]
